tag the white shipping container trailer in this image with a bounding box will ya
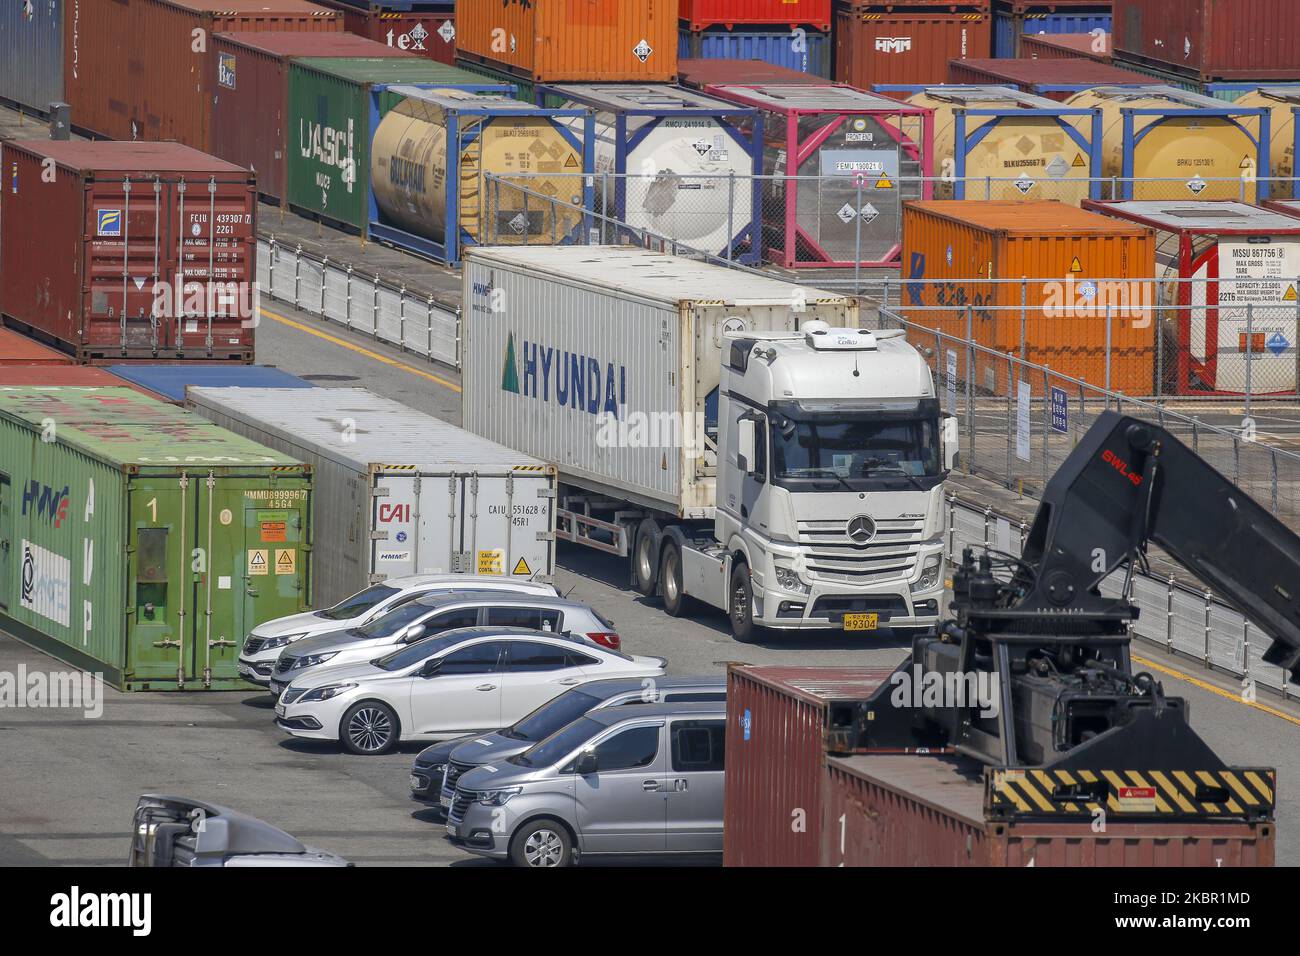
[186,387,557,608]
[463,247,955,642]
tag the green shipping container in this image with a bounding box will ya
[286,57,516,231]
[452,58,568,108]
[0,387,313,691]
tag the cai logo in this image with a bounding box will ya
[96,209,122,237]
[217,53,237,90]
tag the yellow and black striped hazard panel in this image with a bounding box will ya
[984,767,1276,821]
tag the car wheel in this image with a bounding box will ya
[633,525,659,598]
[340,701,399,755]
[729,561,761,644]
[509,818,574,868]
[660,540,693,617]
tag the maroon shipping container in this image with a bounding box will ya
[311,1,456,64]
[0,141,258,365]
[679,0,831,31]
[823,754,1276,866]
[723,665,898,867]
[0,365,167,401]
[1113,0,1300,82]
[677,58,835,89]
[0,328,74,366]
[211,31,415,201]
[947,57,1154,101]
[837,4,993,91]
[1020,30,1111,62]
[64,0,342,149]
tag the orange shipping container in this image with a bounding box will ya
[455,0,678,82]
[64,0,341,150]
[901,200,1156,395]
[0,328,73,366]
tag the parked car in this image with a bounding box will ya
[275,627,666,755]
[129,795,349,867]
[267,592,619,698]
[238,574,558,686]
[445,701,726,867]
[410,675,726,806]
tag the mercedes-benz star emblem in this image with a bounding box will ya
[846,515,875,542]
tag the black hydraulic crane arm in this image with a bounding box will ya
[1015,411,1300,680]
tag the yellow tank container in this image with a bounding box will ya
[1231,86,1300,182]
[905,86,1100,204]
[371,87,588,249]
[1063,86,1266,203]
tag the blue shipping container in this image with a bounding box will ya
[107,365,316,403]
[994,10,1112,59]
[678,27,831,79]
[0,0,64,114]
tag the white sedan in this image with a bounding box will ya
[275,626,667,755]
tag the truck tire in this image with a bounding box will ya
[632,524,659,598]
[509,817,575,868]
[729,561,761,643]
[659,540,693,617]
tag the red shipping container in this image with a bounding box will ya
[211,31,414,201]
[0,328,73,366]
[0,365,168,401]
[679,0,831,31]
[311,1,456,64]
[837,4,993,91]
[723,665,897,867]
[63,0,342,150]
[677,57,834,89]
[1020,30,1111,61]
[0,141,258,365]
[1113,0,1300,83]
[947,57,1154,101]
[823,754,1275,866]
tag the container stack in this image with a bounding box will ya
[678,0,833,78]
[836,1,993,90]
[312,0,458,64]
[992,1,1111,59]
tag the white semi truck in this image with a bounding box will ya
[462,247,957,641]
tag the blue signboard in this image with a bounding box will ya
[1050,387,1069,434]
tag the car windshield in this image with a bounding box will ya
[510,716,602,769]
[504,689,604,742]
[349,601,438,642]
[771,415,941,482]
[373,634,466,672]
[316,584,400,621]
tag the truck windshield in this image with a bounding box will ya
[771,416,941,482]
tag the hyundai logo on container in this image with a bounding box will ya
[501,332,626,418]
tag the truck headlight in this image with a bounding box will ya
[916,555,943,591]
[300,682,357,703]
[773,565,811,595]
[475,787,522,807]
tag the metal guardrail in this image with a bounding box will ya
[257,237,462,368]
[946,494,1293,699]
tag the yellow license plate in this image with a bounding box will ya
[843,613,879,631]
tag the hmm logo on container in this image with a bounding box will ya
[96,209,122,237]
[875,37,912,53]
[217,53,237,90]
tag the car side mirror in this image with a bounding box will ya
[575,751,598,775]
[942,415,960,472]
[401,623,427,644]
[736,418,756,474]
[419,657,443,678]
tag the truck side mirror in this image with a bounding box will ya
[942,415,960,471]
[737,418,757,474]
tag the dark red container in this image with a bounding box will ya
[64,0,342,149]
[1020,30,1111,61]
[211,31,414,201]
[1113,0,1300,82]
[947,56,1154,100]
[823,754,1275,866]
[311,1,456,64]
[836,3,993,90]
[723,665,895,867]
[0,141,258,365]
[677,57,835,89]
[679,0,831,31]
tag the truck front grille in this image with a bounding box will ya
[796,518,925,583]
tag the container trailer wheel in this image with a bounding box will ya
[659,540,694,617]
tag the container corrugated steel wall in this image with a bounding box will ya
[679,0,831,31]
[836,7,993,90]
[0,386,313,690]
[456,0,678,83]
[313,0,456,64]
[901,200,1156,394]
[0,0,64,114]
[1020,30,1111,62]
[823,755,1275,866]
[994,5,1112,58]
[0,329,73,366]
[1113,0,1300,83]
[64,0,343,149]
[677,27,831,78]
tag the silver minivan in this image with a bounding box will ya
[445,701,725,867]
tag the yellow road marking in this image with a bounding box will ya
[260,308,462,394]
[1132,653,1300,728]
